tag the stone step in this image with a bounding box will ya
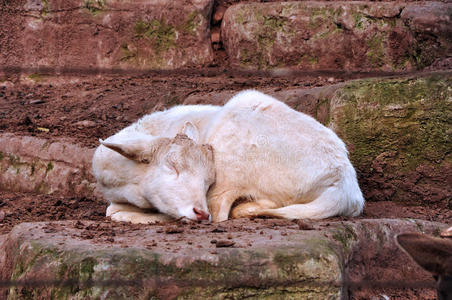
[0,0,214,70]
[222,1,452,71]
[1,1,450,72]
[0,219,447,299]
[1,72,450,208]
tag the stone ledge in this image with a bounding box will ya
[0,219,446,299]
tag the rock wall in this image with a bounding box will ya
[0,0,214,70]
[331,72,452,206]
[1,0,451,71]
[222,1,452,71]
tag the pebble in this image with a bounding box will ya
[215,240,235,248]
[74,120,96,128]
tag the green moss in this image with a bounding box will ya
[46,161,54,173]
[83,0,106,16]
[307,55,318,65]
[332,224,358,252]
[79,257,97,282]
[0,151,4,161]
[335,74,452,173]
[41,0,50,16]
[315,98,331,125]
[134,19,176,54]
[28,73,44,82]
[432,227,442,237]
[119,44,136,62]
[352,12,364,29]
[366,33,386,67]
[183,11,200,34]
[9,154,22,174]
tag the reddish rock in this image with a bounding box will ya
[221,2,451,71]
[0,133,96,196]
[0,0,214,69]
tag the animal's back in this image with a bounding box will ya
[206,90,363,215]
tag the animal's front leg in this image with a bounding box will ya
[106,203,173,224]
[208,190,240,222]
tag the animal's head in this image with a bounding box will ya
[396,229,452,300]
[100,122,215,221]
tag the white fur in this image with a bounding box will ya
[204,90,364,221]
[92,90,364,223]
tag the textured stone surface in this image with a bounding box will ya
[0,0,214,69]
[0,134,96,196]
[330,72,452,206]
[221,1,452,71]
[0,219,447,299]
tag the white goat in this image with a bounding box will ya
[93,90,364,223]
[92,105,219,223]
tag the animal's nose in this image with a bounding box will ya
[193,207,210,221]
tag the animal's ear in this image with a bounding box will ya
[396,233,452,275]
[100,137,167,164]
[181,121,199,142]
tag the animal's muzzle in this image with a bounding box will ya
[193,207,210,221]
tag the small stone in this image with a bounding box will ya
[216,240,235,248]
[74,120,96,128]
[211,226,227,233]
[164,225,184,234]
[296,220,315,230]
[29,99,45,104]
[0,211,6,222]
[440,226,452,238]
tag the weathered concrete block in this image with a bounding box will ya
[221,2,452,71]
[0,0,214,69]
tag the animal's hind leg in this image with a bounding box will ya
[230,199,278,219]
[106,203,173,224]
[256,187,347,220]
